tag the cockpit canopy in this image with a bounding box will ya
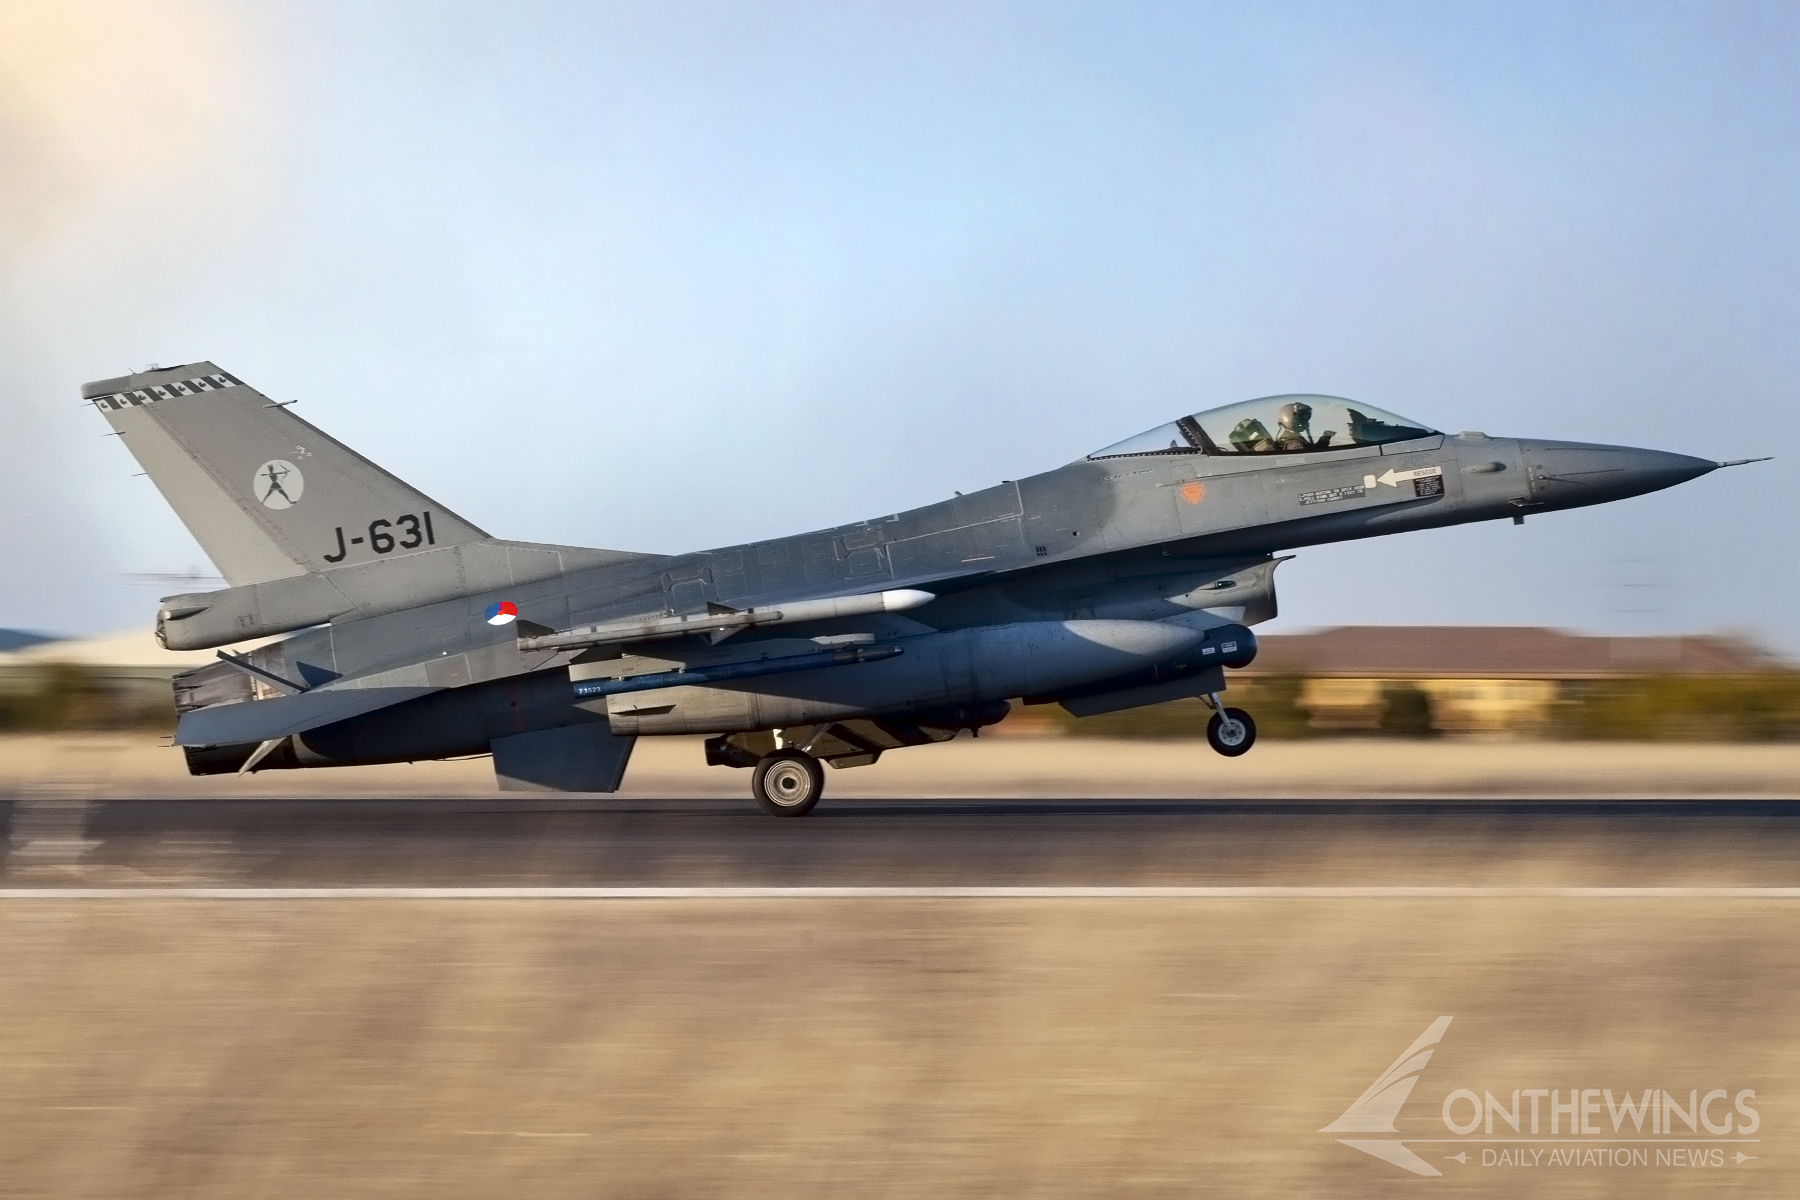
[1088,394,1438,460]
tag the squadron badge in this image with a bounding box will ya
[254,460,305,509]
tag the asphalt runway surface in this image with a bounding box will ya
[6,795,1800,887]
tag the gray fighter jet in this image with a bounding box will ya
[85,364,1758,814]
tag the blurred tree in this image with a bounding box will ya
[1566,672,1800,741]
[0,663,165,731]
[1378,683,1437,738]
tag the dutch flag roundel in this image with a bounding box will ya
[484,601,519,626]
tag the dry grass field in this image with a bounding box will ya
[2,896,1795,1199]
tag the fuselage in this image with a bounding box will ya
[241,428,1716,672]
[177,422,1714,774]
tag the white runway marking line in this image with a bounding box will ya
[458,1131,590,1138]
[1,886,1800,900]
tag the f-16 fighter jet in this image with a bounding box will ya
[86,364,1757,814]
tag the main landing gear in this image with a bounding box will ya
[751,750,825,817]
[1203,692,1256,757]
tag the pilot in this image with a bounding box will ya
[1275,401,1335,451]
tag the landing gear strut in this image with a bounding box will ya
[752,751,825,817]
[1203,693,1256,757]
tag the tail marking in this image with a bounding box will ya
[89,371,241,411]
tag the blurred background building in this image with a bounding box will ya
[1243,626,1772,736]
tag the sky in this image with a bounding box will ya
[2,0,1795,652]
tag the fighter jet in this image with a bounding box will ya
[85,364,1758,814]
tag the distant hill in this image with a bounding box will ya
[0,629,61,653]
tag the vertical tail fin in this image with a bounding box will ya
[86,363,487,586]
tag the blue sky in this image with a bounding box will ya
[2,1,1795,650]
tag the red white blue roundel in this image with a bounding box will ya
[485,601,518,626]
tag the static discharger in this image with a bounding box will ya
[518,588,937,653]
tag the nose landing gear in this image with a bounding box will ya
[752,750,825,817]
[1203,692,1256,757]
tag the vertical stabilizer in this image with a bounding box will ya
[86,363,487,586]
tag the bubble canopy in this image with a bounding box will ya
[1088,394,1438,460]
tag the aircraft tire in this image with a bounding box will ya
[752,751,825,817]
[1206,708,1257,757]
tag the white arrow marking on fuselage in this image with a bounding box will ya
[1366,464,1445,488]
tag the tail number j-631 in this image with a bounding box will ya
[322,512,436,563]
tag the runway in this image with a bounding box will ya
[6,795,1800,887]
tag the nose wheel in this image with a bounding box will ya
[1203,694,1256,757]
[752,751,825,817]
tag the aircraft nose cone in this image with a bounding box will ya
[1520,440,1717,506]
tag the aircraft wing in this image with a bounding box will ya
[174,686,439,747]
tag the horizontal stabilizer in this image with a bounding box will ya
[175,686,438,747]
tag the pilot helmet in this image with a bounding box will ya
[1277,401,1313,430]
